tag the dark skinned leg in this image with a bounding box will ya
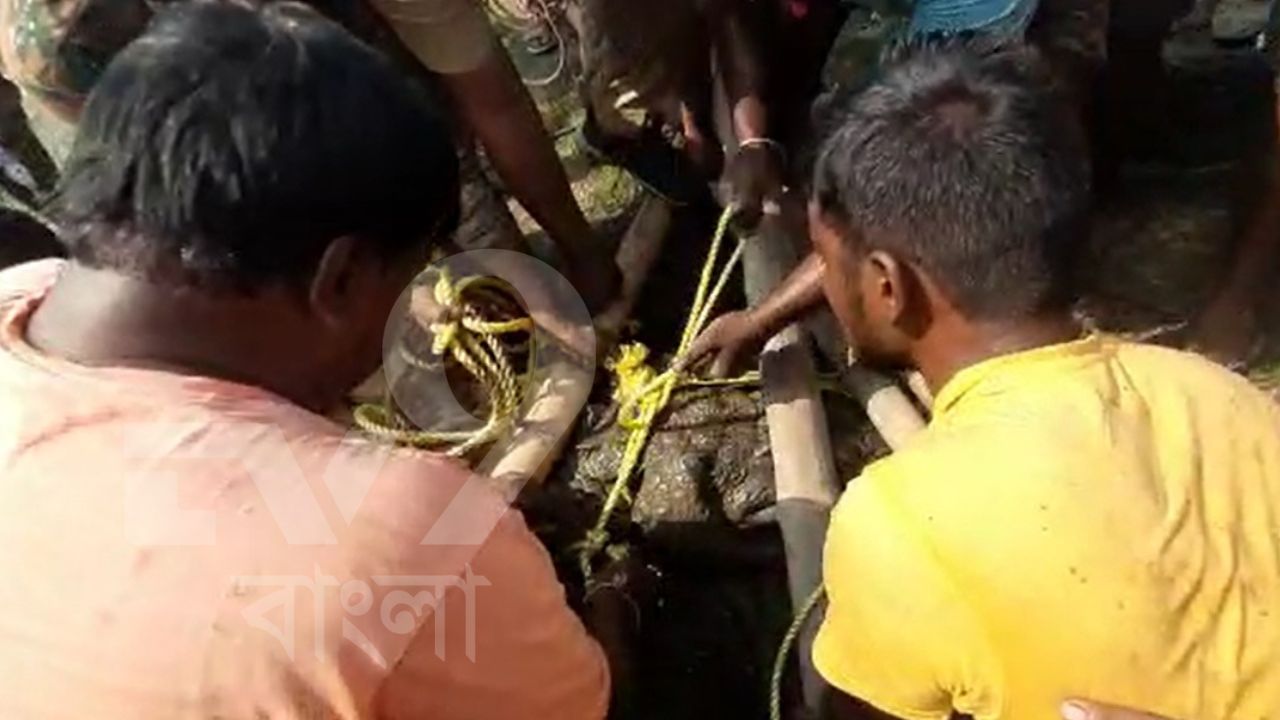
[1191,2,1280,364]
[1193,94,1280,364]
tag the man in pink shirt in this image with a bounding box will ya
[0,2,611,717]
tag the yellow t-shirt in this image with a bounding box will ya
[814,335,1280,720]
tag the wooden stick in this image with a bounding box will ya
[483,196,673,496]
[743,215,841,713]
[807,313,928,451]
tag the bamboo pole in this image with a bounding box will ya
[806,313,928,451]
[482,196,673,496]
[743,215,841,714]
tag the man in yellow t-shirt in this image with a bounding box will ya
[796,41,1280,720]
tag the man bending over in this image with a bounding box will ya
[0,0,620,310]
[812,41,1279,719]
[0,3,611,717]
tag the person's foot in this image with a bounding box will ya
[578,113,709,206]
[1192,289,1260,368]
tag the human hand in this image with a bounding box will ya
[674,309,768,378]
[723,140,785,230]
[1062,699,1176,720]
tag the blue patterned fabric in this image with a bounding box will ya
[909,0,1040,38]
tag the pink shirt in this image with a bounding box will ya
[0,260,608,719]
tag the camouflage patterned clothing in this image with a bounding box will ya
[0,0,152,164]
[821,0,1110,94]
[0,0,526,254]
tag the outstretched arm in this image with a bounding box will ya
[440,50,620,312]
[677,249,825,377]
[373,0,620,313]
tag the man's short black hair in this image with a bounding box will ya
[50,0,459,290]
[813,39,1090,319]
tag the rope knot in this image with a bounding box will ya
[428,270,469,355]
[578,206,744,578]
[608,343,655,400]
[354,267,534,458]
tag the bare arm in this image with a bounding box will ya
[707,0,768,142]
[1193,92,1280,362]
[677,250,825,376]
[439,51,620,311]
[372,0,619,312]
[439,51,589,257]
[743,249,825,335]
[708,0,785,221]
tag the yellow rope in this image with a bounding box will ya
[578,208,831,718]
[353,269,534,458]
[352,212,834,719]
[576,206,752,578]
[349,209,854,720]
[574,208,837,718]
[769,585,826,720]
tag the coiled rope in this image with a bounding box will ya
[353,270,534,458]
[356,207,829,720]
